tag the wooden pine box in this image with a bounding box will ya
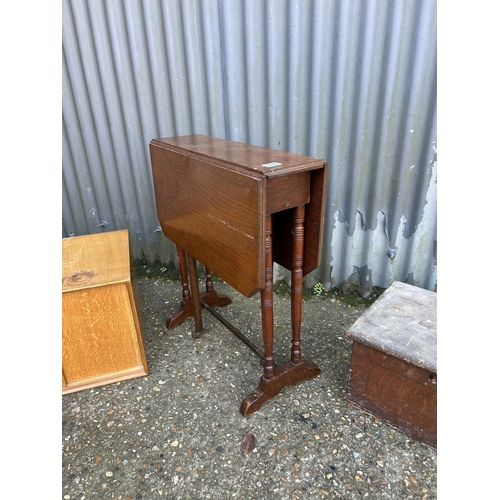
[62,230,148,394]
[346,281,437,447]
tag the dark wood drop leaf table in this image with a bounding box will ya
[150,135,327,417]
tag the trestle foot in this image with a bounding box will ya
[240,361,321,417]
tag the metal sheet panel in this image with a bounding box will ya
[62,0,437,291]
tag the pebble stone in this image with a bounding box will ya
[62,274,437,499]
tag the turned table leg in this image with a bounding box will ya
[262,215,276,381]
[291,204,305,365]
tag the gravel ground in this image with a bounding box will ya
[62,271,437,499]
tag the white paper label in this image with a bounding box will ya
[261,162,282,168]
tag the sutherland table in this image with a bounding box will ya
[150,135,327,416]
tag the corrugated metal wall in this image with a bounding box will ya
[62,0,437,292]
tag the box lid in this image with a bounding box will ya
[347,281,437,373]
[62,230,131,292]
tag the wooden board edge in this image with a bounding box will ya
[62,366,148,395]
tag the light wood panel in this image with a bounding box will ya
[62,230,148,394]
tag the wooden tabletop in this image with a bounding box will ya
[150,135,327,297]
[151,135,325,178]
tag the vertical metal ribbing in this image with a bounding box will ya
[62,0,437,290]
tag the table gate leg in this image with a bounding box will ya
[200,267,233,308]
[166,246,194,329]
[187,253,203,338]
[167,246,232,329]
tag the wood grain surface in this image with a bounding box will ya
[62,230,148,394]
[150,135,328,296]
